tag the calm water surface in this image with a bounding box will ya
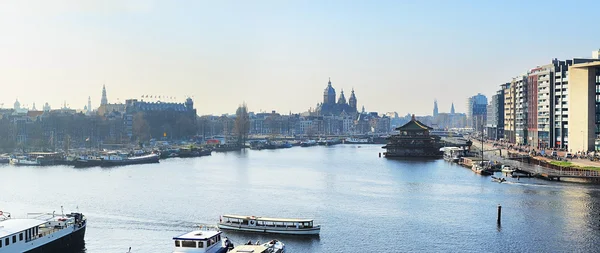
[2,145,600,252]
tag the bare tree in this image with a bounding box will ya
[233,103,250,146]
[132,112,151,142]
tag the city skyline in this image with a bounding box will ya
[1,1,600,115]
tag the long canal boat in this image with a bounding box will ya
[218,215,320,235]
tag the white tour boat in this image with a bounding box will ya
[0,208,86,253]
[172,227,231,253]
[218,215,320,235]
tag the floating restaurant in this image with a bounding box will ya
[383,115,443,158]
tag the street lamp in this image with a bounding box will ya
[581,130,585,153]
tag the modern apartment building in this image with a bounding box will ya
[568,61,600,152]
[503,82,516,143]
[486,85,506,140]
[466,93,488,132]
[527,64,553,149]
[513,75,528,145]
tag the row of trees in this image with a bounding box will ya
[0,103,251,152]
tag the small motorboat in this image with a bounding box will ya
[491,176,507,183]
[501,165,515,174]
[229,240,285,253]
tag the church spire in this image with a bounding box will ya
[101,84,108,106]
[450,102,455,114]
[433,99,439,117]
[337,89,347,104]
[349,87,357,111]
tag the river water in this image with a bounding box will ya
[2,144,600,252]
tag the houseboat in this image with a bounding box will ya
[0,209,86,253]
[382,115,443,158]
[344,137,369,144]
[100,152,160,167]
[471,162,493,175]
[73,155,103,168]
[172,228,230,253]
[442,147,465,163]
[300,140,317,147]
[0,154,10,164]
[218,215,320,235]
[9,156,42,166]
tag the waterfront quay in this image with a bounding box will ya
[470,139,600,182]
[3,145,600,252]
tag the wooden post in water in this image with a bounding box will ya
[497,205,502,224]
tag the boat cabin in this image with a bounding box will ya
[172,230,223,253]
[221,215,315,229]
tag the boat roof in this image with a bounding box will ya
[173,230,221,241]
[228,245,269,253]
[0,219,46,238]
[222,215,313,223]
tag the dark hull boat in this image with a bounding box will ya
[100,154,160,167]
[73,159,103,168]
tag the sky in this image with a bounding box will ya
[1,0,599,116]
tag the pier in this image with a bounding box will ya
[470,140,600,182]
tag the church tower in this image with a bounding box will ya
[349,88,357,111]
[101,85,108,106]
[337,89,347,104]
[88,96,92,113]
[450,102,455,114]
[323,77,336,104]
[433,99,439,117]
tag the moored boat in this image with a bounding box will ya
[471,163,493,175]
[0,155,9,164]
[9,156,42,166]
[172,227,229,253]
[500,165,515,174]
[0,209,86,253]
[300,140,317,147]
[218,215,320,235]
[100,153,160,167]
[229,239,285,253]
[73,155,103,168]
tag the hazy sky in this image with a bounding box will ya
[1,0,599,116]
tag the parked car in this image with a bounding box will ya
[565,153,573,159]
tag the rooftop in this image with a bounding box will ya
[228,245,269,253]
[0,219,46,238]
[223,215,314,223]
[173,230,221,240]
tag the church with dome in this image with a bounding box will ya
[316,78,358,116]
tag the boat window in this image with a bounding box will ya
[198,241,204,248]
[181,240,196,248]
[5,237,9,245]
[0,238,2,247]
[12,235,15,243]
[19,233,23,241]
[175,240,181,247]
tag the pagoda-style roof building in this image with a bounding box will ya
[383,115,442,158]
